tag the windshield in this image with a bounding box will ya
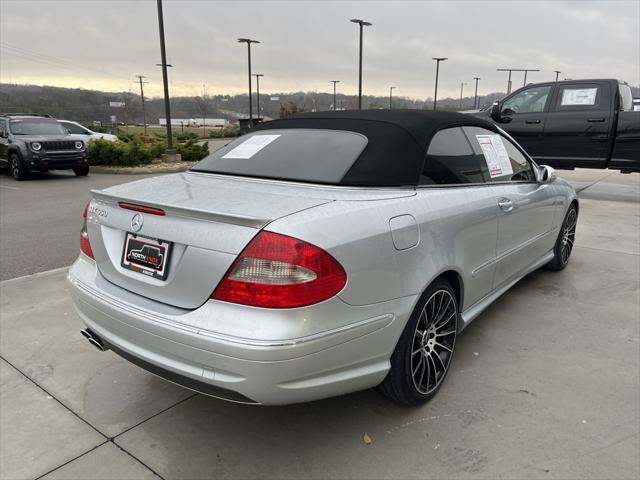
[192,129,368,184]
[9,118,67,135]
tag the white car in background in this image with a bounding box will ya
[58,120,118,142]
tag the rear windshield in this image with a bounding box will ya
[192,129,368,184]
[9,118,67,135]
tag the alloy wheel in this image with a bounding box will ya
[10,156,21,179]
[410,289,457,395]
[560,208,577,265]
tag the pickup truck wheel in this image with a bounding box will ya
[378,278,458,405]
[547,205,578,271]
[73,165,90,176]
[9,153,27,181]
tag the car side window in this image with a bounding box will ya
[0,119,6,137]
[63,122,87,134]
[501,85,552,115]
[420,127,490,185]
[552,84,606,112]
[462,127,536,183]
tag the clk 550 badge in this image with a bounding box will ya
[89,205,108,218]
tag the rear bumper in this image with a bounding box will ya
[68,256,416,405]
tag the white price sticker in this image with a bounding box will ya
[476,135,513,178]
[222,134,281,159]
[561,88,597,106]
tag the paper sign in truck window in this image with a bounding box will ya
[561,88,598,106]
[222,134,281,159]
[476,135,513,178]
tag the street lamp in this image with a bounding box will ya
[389,86,396,109]
[350,19,372,110]
[473,77,481,109]
[253,73,264,120]
[238,38,260,126]
[330,80,340,111]
[156,0,175,155]
[432,57,447,111]
[497,68,540,93]
[459,82,467,109]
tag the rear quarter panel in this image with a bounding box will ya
[266,186,499,311]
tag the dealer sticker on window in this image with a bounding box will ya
[476,135,513,178]
[222,134,281,159]
[561,88,597,106]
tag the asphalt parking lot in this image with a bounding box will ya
[0,169,638,479]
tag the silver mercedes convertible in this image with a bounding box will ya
[69,110,578,405]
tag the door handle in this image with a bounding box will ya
[497,198,514,212]
[525,119,541,124]
[587,118,605,123]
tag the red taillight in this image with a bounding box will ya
[119,202,166,216]
[212,231,347,308]
[80,201,95,259]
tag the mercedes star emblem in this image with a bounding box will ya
[130,213,144,232]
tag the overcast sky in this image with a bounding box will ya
[1,0,638,100]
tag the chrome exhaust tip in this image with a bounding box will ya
[80,329,108,352]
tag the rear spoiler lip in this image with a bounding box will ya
[90,189,278,229]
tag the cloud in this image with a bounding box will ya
[1,0,638,99]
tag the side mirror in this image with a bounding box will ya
[539,165,557,184]
[490,101,501,120]
[66,129,72,134]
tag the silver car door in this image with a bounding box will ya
[463,126,556,289]
[417,127,499,309]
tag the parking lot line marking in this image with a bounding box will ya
[0,184,19,190]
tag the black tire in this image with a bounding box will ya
[378,278,458,405]
[546,204,578,271]
[73,165,90,176]
[9,153,27,181]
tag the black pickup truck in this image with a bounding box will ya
[473,79,639,173]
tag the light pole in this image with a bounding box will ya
[459,82,467,109]
[330,80,340,110]
[497,68,540,93]
[389,86,396,109]
[554,70,561,81]
[156,0,175,154]
[350,19,372,110]
[473,77,481,109]
[238,38,260,126]
[135,75,148,135]
[432,57,447,111]
[253,73,264,120]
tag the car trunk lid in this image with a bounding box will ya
[87,173,334,309]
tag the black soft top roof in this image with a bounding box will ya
[253,110,499,186]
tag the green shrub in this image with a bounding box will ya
[88,138,169,166]
[176,140,209,162]
[176,132,199,142]
[87,139,123,165]
[88,137,208,166]
[208,127,240,139]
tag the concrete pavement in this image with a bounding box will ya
[0,170,638,479]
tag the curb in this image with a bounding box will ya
[0,266,70,287]
[89,162,196,175]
